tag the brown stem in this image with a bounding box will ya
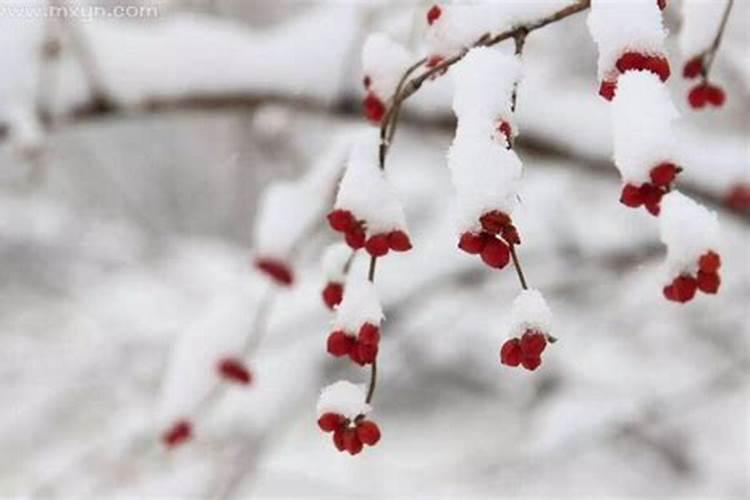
[509,245,528,290]
[365,360,377,404]
[701,0,734,79]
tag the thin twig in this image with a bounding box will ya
[701,0,734,78]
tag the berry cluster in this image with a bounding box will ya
[254,257,293,286]
[362,76,386,124]
[500,330,548,371]
[458,210,519,270]
[318,413,381,455]
[682,56,726,110]
[162,419,192,449]
[217,357,252,385]
[663,250,721,303]
[619,162,681,216]
[321,281,344,310]
[600,51,671,101]
[327,209,412,257]
[327,323,380,366]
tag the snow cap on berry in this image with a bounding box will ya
[508,289,553,338]
[587,0,668,81]
[335,131,409,235]
[362,33,412,100]
[333,276,383,332]
[659,191,720,276]
[317,380,371,420]
[611,71,679,185]
[322,243,352,283]
[451,46,521,124]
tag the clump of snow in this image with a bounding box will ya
[447,123,523,233]
[253,134,350,258]
[333,276,383,332]
[679,0,730,58]
[659,191,720,275]
[452,47,520,124]
[322,243,352,283]
[587,0,668,80]
[362,33,412,100]
[508,289,553,337]
[334,131,408,235]
[611,71,679,184]
[316,381,371,419]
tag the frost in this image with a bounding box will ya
[508,289,553,338]
[322,243,352,283]
[316,380,371,419]
[334,130,408,235]
[611,71,679,184]
[659,191,720,275]
[680,0,730,58]
[362,33,412,100]
[333,276,383,332]
[587,0,668,80]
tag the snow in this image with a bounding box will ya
[659,191,720,275]
[451,46,520,125]
[508,288,553,337]
[679,0,730,58]
[611,71,679,184]
[334,130,409,235]
[322,243,352,283]
[362,33,412,100]
[316,381,371,419]
[587,0,668,80]
[447,123,523,232]
[332,276,383,332]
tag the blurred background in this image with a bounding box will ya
[0,0,748,498]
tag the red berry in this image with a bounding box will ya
[217,358,252,385]
[345,226,366,249]
[500,338,522,367]
[726,184,750,212]
[322,282,344,310]
[657,0,667,10]
[521,355,542,371]
[365,234,390,257]
[683,56,703,79]
[644,56,671,82]
[458,232,487,255]
[599,80,617,101]
[427,5,441,25]
[616,52,647,73]
[356,420,381,446]
[481,237,510,269]
[162,420,192,448]
[520,330,547,357]
[327,330,354,357]
[388,230,412,252]
[426,55,444,68]
[348,343,366,365]
[620,183,644,207]
[650,162,679,187]
[699,251,721,273]
[254,258,293,286]
[697,271,720,294]
[501,225,521,245]
[664,275,698,303]
[363,93,385,123]
[333,427,346,452]
[318,413,344,433]
[342,428,363,455]
[640,184,664,216]
[705,85,726,106]
[363,75,371,89]
[498,121,512,148]
[688,85,709,109]
[327,209,356,232]
[479,210,511,234]
[358,323,380,346]
[357,343,379,364]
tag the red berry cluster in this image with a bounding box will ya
[162,419,192,448]
[500,330,548,371]
[254,257,293,286]
[217,357,252,385]
[600,51,671,101]
[682,56,726,110]
[362,77,386,124]
[318,413,381,455]
[327,322,381,366]
[327,209,412,257]
[663,250,721,303]
[321,281,344,310]
[619,162,681,216]
[458,210,519,269]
